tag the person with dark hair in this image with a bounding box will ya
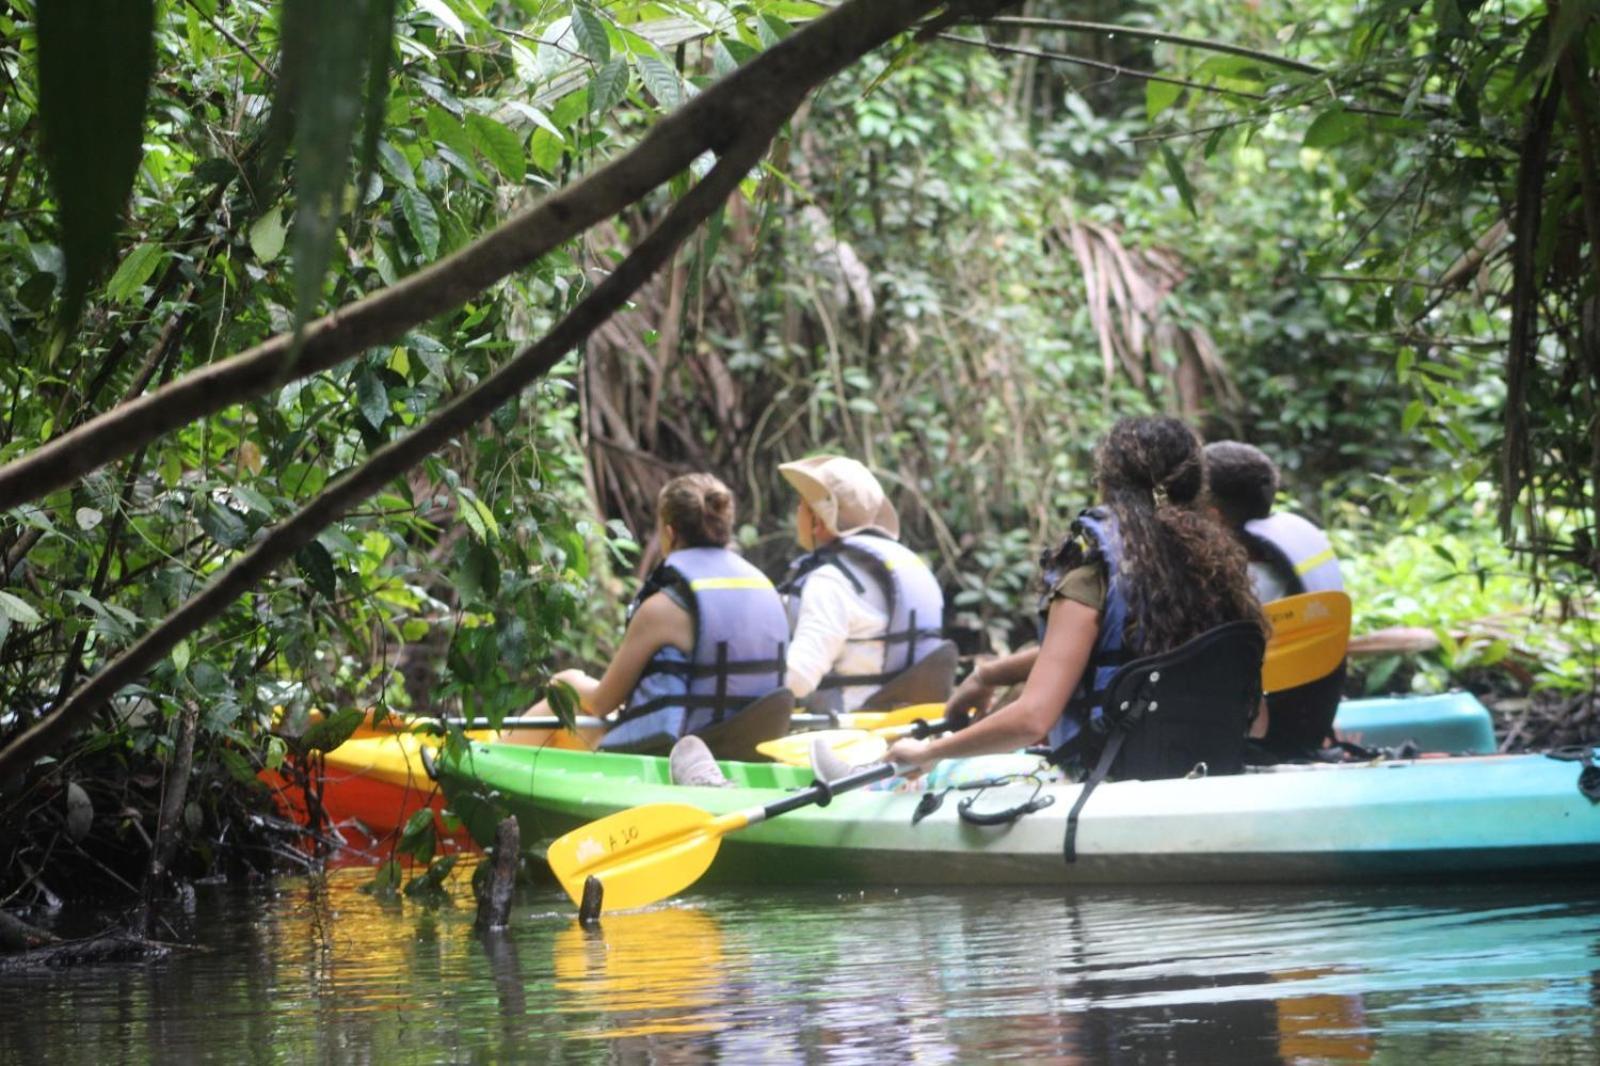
[777,455,946,713]
[524,473,789,761]
[889,416,1266,775]
[1203,441,1343,603]
[1203,441,1346,756]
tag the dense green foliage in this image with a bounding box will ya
[0,0,1594,903]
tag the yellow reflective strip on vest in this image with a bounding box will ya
[882,555,927,572]
[688,576,774,591]
[1294,548,1337,576]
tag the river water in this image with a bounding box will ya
[3,864,1598,1063]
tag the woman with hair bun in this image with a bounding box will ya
[888,416,1265,776]
[531,473,790,755]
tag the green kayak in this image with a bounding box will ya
[436,740,1600,887]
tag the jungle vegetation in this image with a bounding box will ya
[0,0,1595,911]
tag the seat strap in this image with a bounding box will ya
[1063,728,1129,863]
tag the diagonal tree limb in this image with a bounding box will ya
[0,0,950,513]
[0,118,785,795]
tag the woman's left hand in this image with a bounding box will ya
[885,736,938,779]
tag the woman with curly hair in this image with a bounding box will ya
[888,416,1265,775]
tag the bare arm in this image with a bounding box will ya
[893,598,1097,772]
[945,645,1041,717]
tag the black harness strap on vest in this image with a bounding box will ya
[1243,530,1306,598]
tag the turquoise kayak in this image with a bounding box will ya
[436,742,1600,886]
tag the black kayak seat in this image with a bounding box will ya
[602,688,795,763]
[1065,620,1265,862]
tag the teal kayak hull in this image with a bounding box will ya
[437,744,1600,887]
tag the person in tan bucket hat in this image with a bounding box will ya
[777,456,945,712]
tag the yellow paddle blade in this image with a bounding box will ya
[545,802,748,913]
[834,702,946,732]
[1262,591,1352,693]
[756,729,889,768]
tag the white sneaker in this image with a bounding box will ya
[809,736,856,784]
[669,735,730,787]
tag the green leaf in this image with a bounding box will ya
[399,187,440,258]
[356,368,389,429]
[363,859,401,899]
[1401,399,1426,432]
[0,590,44,626]
[398,807,436,863]
[36,0,156,327]
[588,57,629,116]
[248,208,288,263]
[1146,79,1182,121]
[425,107,477,167]
[1303,107,1361,149]
[277,0,373,339]
[105,243,164,304]
[201,502,248,548]
[466,114,526,184]
[571,4,611,63]
[353,0,398,224]
[404,854,458,900]
[220,748,262,789]
[1159,144,1198,219]
[417,0,467,41]
[637,56,683,109]
[296,541,340,600]
[299,708,366,753]
[171,639,192,675]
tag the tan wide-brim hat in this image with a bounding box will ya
[778,455,901,539]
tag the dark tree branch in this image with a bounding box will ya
[987,16,1324,76]
[0,0,953,513]
[0,0,968,788]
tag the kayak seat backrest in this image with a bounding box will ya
[855,640,958,711]
[1103,620,1266,781]
[692,687,795,762]
[601,687,795,763]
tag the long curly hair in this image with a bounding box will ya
[1093,416,1266,653]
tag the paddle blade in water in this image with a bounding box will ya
[1263,591,1351,692]
[756,729,889,768]
[546,802,739,912]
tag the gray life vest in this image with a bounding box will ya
[602,546,788,751]
[1243,512,1343,597]
[779,533,945,691]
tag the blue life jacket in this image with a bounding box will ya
[779,532,945,693]
[1036,508,1133,753]
[601,547,789,751]
[1244,512,1343,596]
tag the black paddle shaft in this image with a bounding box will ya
[761,762,898,820]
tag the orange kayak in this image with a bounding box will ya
[260,714,605,856]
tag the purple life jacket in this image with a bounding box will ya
[602,547,788,751]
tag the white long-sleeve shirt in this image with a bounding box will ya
[783,565,889,712]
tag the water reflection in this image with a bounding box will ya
[2,870,1598,1064]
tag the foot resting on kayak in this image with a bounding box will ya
[810,736,860,784]
[669,735,731,787]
